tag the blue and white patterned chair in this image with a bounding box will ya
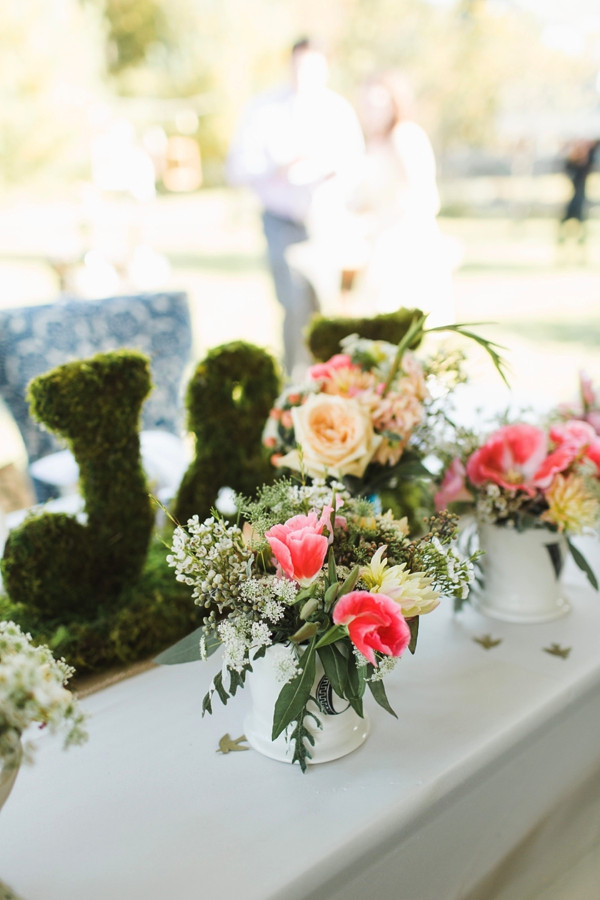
[0,291,193,499]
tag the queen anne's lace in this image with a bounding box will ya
[0,621,87,767]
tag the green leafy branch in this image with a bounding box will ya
[382,313,510,398]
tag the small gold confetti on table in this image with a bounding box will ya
[473,634,502,650]
[543,644,571,659]
[217,733,249,754]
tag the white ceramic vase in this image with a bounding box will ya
[244,643,370,765]
[0,742,22,813]
[474,522,570,623]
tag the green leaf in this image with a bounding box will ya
[315,624,347,648]
[347,656,367,703]
[567,538,599,590]
[318,643,349,698]
[212,670,230,705]
[272,641,317,740]
[426,322,510,387]
[367,676,398,718]
[407,616,420,654]
[201,691,213,716]
[153,626,220,665]
[228,666,249,697]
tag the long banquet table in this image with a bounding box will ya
[1,568,600,900]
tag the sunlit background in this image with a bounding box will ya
[2,0,600,460]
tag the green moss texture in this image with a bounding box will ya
[174,341,280,525]
[2,351,155,618]
[307,307,424,361]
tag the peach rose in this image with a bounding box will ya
[275,394,382,479]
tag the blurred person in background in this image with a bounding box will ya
[226,37,365,379]
[558,137,599,262]
[350,70,456,326]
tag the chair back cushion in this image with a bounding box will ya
[0,292,192,464]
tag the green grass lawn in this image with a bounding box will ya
[0,188,599,432]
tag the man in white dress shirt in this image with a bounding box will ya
[226,38,365,378]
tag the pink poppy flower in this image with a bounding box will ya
[434,458,473,510]
[265,512,329,587]
[332,591,411,666]
[308,354,354,381]
[466,424,548,495]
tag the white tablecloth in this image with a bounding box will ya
[1,575,600,900]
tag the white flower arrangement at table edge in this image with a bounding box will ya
[165,478,477,771]
[0,621,87,770]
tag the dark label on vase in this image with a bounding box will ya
[545,542,564,579]
[316,676,349,715]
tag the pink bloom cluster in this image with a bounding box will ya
[265,505,410,664]
[436,420,600,512]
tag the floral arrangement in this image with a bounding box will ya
[262,332,461,498]
[435,419,600,586]
[262,316,507,507]
[167,478,475,770]
[0,621,87,769]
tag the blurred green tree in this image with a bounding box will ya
[0,0,106,192]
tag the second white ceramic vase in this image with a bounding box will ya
[474,522,570,623]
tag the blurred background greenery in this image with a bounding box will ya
[4,0,600,193]
[1,0,600,417]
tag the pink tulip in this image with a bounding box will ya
[434,458,473,510]
[466,423,547,495]
[332,591,411,666]
[265,512,329,587]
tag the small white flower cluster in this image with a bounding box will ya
[167,515,252,610]
[240,576,297,623]
[0,621,87,767]
[475,483,526,524]
[272,651,300,684]
[217,618,273,673]
[369,654,400,682]
[289,478,348,510]
[216,575,301,672]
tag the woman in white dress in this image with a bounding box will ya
[352,71,456,326]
